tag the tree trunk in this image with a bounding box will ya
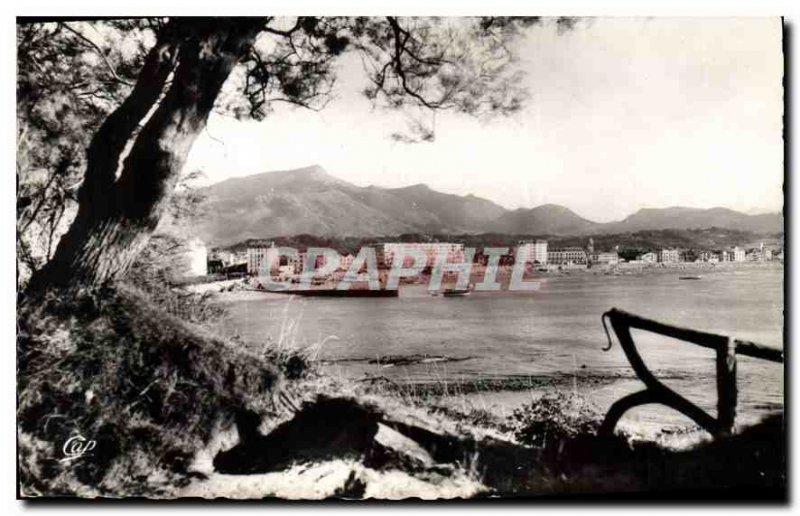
[27,18,264,293]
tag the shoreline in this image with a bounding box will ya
[202,260,783,300]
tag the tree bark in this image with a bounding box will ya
[27,18,264,293]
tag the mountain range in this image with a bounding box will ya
[196,165,783,247]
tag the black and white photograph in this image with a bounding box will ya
[14,7,788,503]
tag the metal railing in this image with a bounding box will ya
[600,308,783,437]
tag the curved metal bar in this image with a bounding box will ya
[599,385,721,436]
[600,308,746,437]
[599,390,653,435]
[608,316,672,393]
[601,312,614,351]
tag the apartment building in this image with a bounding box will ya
[382,242,466,268]
[659,248,681,263]
[517,240,548,265]
[547,247,587,265]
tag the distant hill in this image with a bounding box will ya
[388,184,507,233]
[196,165,507,246]
[488,204,598,235]
[196,165,783,247]
[602,207,783,234]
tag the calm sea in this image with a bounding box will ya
[218,265,784,430]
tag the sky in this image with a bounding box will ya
[184,17,784,223]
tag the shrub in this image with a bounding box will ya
[507,392,601,448]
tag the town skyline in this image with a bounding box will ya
[200,237,782,282]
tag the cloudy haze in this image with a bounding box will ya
[185,17,783,223]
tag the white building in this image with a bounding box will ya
[756,243,773,261]
[731,246,746,262]
[247,244,280,275]
[178,238,207,277]
[547,247,587,265]
[383,242,465,268]
[594,252,619,265]
[290,252,305,274]
[211,250,246,266]
[746,249,765,262]
[698,251,719,263]
[518,240,548,265]
[659,248,681,263]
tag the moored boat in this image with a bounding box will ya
[263,287,399,297]
[442,285,473,297]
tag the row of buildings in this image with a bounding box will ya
[201,238,784,279]
[235,242,468,276]
[517,239,619,266]
[238,240,609,276]
[521,239,783,266]
[647,244,781,264]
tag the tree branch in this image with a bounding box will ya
[17,158,68,236]
[262,17,302,37]
[77,24,179,213]
[59,22,134,86]
[386,17,442,110]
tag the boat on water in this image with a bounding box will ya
[678,275,702,280]
[251,276,399,297]
[262,287,399,297]
[441,285,473,297]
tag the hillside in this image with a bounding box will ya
[604,207,783,234]
[388,184,507,233]
[196,166,783,247]
[488,204,598,235]
[197,166,422,246]
[197,165,508,246]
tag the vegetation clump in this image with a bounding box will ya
[17,285,282,496]
[507,392,602,448]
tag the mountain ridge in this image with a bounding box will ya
[196,166,783,246]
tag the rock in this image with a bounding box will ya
[374,423,435,467]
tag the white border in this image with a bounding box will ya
[4,1,797,515]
